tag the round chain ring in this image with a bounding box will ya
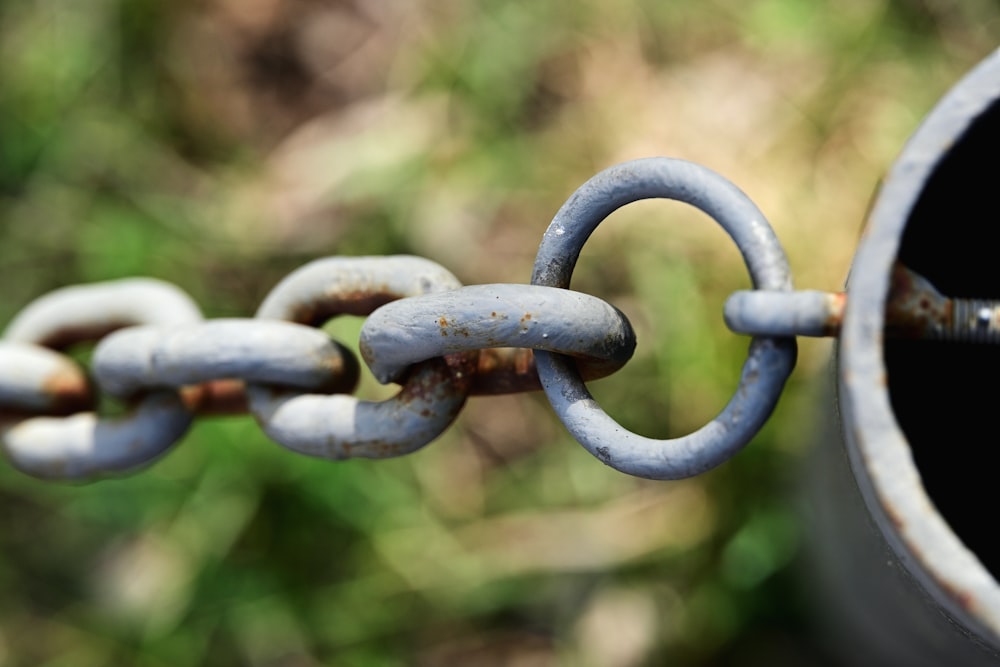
[531,157,797,480]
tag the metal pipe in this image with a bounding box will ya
[811,47,1000,666]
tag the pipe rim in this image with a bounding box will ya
[840,47,1000,645]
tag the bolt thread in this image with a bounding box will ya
[949,299,1000,343]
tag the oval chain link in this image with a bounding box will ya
[1,279,203,479]
[245,255,476,460]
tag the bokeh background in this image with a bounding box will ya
[1,1,998,665]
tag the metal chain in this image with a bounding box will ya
[0,157,977,483]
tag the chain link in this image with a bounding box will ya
[531,158,797,480]
[0,157,833,482]
[1,279,203,479]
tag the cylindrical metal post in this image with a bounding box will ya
[813,47,1000,666]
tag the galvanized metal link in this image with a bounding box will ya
[2,392,193,480]
[246,256,477,460]
[0,342,92,415]
[359,284,636,389]
[532,157,797,480]
[4,278,203,346]
[1,279,202,479]
[92,320,360,397]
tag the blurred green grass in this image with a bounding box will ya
[1,1,998,665]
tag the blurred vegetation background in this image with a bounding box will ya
[1,1,998,665]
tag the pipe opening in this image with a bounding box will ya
[885,99,1000,579]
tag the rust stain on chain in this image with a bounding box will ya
[823,292,848,337]
[41,369,93,414]
[180,379,249,416]
[467,348,626,395]
[32,323,127,351]
[288,289,399,325]
[437,315,472,338]
[471,348,539,394]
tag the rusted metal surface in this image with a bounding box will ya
[531,157,796,480]
[883,263,953,339]
[0,341,93,415]
[887,263,1000,343]
[179,379,249,416]
[3,278,202,347]
[724,289,846,337]
[725,262,1000,342]
[360,284,636,392]
[93,320,360,397]
[465,346,629,395]
[725,267,963,340]
[247,256,476,459]
[256,255,463,323]
[725,262,1000,344]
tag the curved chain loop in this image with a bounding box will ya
[531,157,797,480]
[255,255,464,323]
[360,284,636,391]
[246,256,476,460]
[0,342,92,415]
[92,320,360,397]
[3,393,193,480]
[4,278,203,346]
[1,279,203,480]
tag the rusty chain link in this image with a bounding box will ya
[2,157,975,483]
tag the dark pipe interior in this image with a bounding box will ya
[886,99,1000,579]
